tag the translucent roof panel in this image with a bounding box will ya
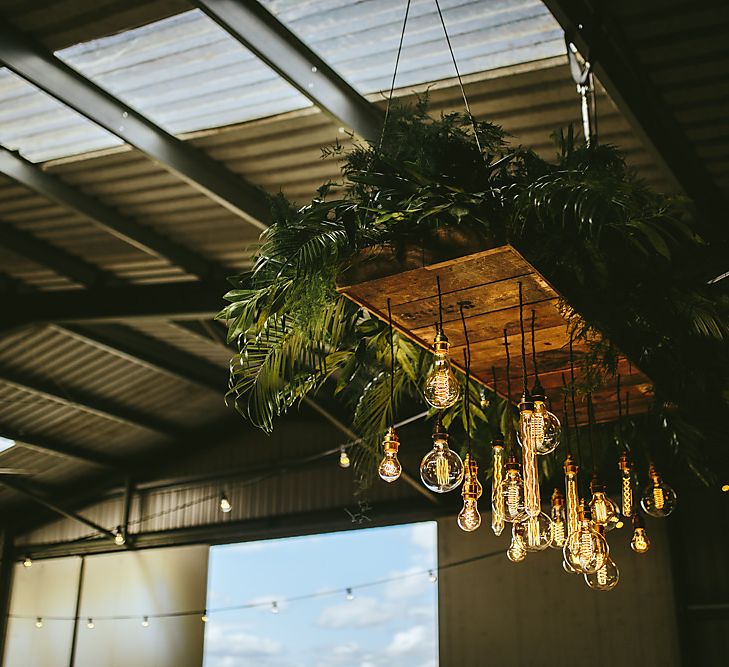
[0,68,123,162]
[258,0,565,94]
[55,9,311,137]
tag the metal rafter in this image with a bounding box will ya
[0,22,270,230]
[0,148,223,281]
[1,280,221,330]
[0,365,181,437]
[543,0,727,223]
[0,219,115,287]
[194,0,383,140]
[0,423,118,469]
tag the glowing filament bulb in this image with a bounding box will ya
[630,513,651,554]
[500,456,527,523]
[423,330,460,409]
[618,452,633,517]
[585,556,620,591]
[457,454,482,532]
[564,454,579,538]
[640,463,677,518]
[549,488,567,549]
[507,523,527,563]
[378,427,401,483]
[527,384,562,455]
[339,447,350,468]
[588,478,619,531]
[563,501,609,574]
[491,439,505,536]
[420,418,464,493]
[519,395,541,518]
[524,512,553,551]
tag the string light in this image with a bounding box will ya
[142,616,149,627]
[23,556,32,568]
[428,570,437,583]
[35,618,43,628]
[270,602,279,614]
[201,613,208,623]
[345,588,354,601]
[219,493,232,513]
[338,446,350,469]
[87,618,95,630]
[114,526,126,546]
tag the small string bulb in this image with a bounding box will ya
[87,618,95,630]
[23,556,32,568]
[201,613,208,623]
[35,618,43,629]
[338,446,351,469]
[346,588,354,601]
[271,601,279,614]
[428,570,437,583]
[378,427,401,483]
[142,616,149,627]
[219,493,232,513]
[114,527,125,546]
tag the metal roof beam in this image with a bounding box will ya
[194,0,383,141]
[0,220,115,287]
[0,366,181,437]
[0,148,224,281]
[1,280,221,330]
[0,22,270,230]
[0,424,118,469]
[58,324,225,393]
[542,0,728,224]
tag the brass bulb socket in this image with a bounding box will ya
[505,456,520,472]
[433,330,450,352]
[462,480,482,499]
[618,451,631,472]
[564,454,578,476]
[382,427,399,453]
[551,488,565,506]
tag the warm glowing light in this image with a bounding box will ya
[219,493,232,513]
[491,438,505,536]
[142,616,149,627]
[35,618,43,629]
[529,393,561,455]
[585,556,619,591]
[114,528,125,546]
[722,484,729,493]
[378,427,402,483]
[87,619,95,630]
[549,488,567,549]
[507,523,527,563]
[630,513,651,554]
[500,456,527,523]
[519,395,541,518]
[201,614,208,623]
[563,501,609,574]
[339,447,350,469]
[420,418,464,493]
[589,478,620,531]
[524,512,553,551]
[618,452,634,517]
[457,453,483,532]
[640,464,677,517]
[22,556,32,568]
[564,454,579,540]
[423,331,460,409]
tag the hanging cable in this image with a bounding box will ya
[460,304,472,455]
[436,275,444,333]
[517,282,529,397]
[378,0,412,151]
[387,297,395,426]
[587,392,596,475]
[561,372,572,455]
[530,309,541,388]
[504,328,513,454]
[433,0,482,153]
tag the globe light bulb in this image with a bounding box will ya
[527,383,561,454]
[423,330,460,409]
[519,393,541,518]
[585,556,620,591]
[507,522,527,563]
[588,478,620,531]
[378,427,401,483]
[618,452,634,518]
[549,488,567,549]
[640,463,677,517]
[500,456,527,523]
[339,446,351,468]
[563,454,579,538]
[563,501,609,574]
[457,453,482,532]
[420,418,464,493]
[524,512,553,552]
[23,556,32,568]
[35,618,43,629]
[219,493,232,513]
[491,437,505,536]
[630,513,651,554]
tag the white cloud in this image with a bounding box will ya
[410,523,437,552]
[382,568,430,601]
[386,625,428,656]
[205,624,283,658]
[317,597,393,629]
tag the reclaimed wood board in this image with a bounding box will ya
[338,245,653,425]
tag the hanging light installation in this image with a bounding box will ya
[517,283,540,519]
[456,306,482,532]
[507,522,528,563]
[420,413,464,493]
[528,310,561,454]
[423,277,460,409]
[490,366,505,536]
[523,511,553,552]
[640,463,678,517]
[549,488,568,549]
[563,500,609,574]
[630,512,651,554]
[379,299,402,483]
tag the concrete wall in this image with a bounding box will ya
[437,516,681,667]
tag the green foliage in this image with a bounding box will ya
[218,100,729,485]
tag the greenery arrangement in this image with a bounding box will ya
[218,99,729,487]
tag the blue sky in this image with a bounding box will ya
[203,522,438,667]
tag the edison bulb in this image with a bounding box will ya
[585,557,619,591]
[423,330,460,409]
[618,452,633,517]
[500,457,527,523]
[507,523,527,563]
[491,438,505,536]
[523,512,553,552]
[563,503,609,574]
[550,488,567,549]
[457,453,483,532]
[589,482,620,531]
[114,530,125,546]
[531,394,562,455]
[640,464,677,517]
[458,498,482,531]
[378,427,401,483]
[630,513,651,553]
[339,447,350,468]
[420,419,464,493]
